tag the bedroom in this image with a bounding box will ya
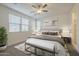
[0,3,78,56]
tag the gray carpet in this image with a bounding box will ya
[66,44,79,56]
[0,46,27,56]
[0,41,29,56]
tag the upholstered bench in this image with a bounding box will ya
[25,38,56,56]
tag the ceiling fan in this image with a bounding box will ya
[31,4,48,14]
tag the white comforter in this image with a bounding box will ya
[26,38,69,56]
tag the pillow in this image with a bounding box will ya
[42,32,59,36]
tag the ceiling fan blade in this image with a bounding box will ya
[32,5,37,8]
[42,4,47,8]
[42,10,48,12]
[38,5,41,8]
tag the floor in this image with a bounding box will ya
[0,42,79,56]
[0,41,30,56]
[0,46,27,56]
[67,44,79,56]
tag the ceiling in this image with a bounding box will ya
[2,3,74,19]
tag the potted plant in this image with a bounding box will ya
[0,26,8,50]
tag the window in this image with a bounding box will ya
[9,14,20,32]
[21,18,29,31]
[31,20,36,32]
[9,14,29,32]
[36,20,41,32]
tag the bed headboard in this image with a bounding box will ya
[40,26,62,36]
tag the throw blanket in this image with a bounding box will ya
[28,35,65,46]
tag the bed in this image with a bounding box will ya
[25,28,69,56]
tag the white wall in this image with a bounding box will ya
[41,13,71,35]
[0,4,8,29]
[70,4,77,49]
[69,4,79,53]
[0,4,34,46]
[76,4,79,53]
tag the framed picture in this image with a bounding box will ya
[52,19,58,26]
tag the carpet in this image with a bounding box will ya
[14,43,35,56]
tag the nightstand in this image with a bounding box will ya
[61,33,71,44]
[61,36,71,54]
[62,37,71,44]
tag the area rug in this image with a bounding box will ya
[14,42,70,56]
[14,43,35,56]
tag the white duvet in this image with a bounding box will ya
[26,38,69,56]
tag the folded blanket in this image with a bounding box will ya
[28,35,65,46]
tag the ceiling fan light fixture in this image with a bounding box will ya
[31,4,48,14]
[37,10,42,13]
